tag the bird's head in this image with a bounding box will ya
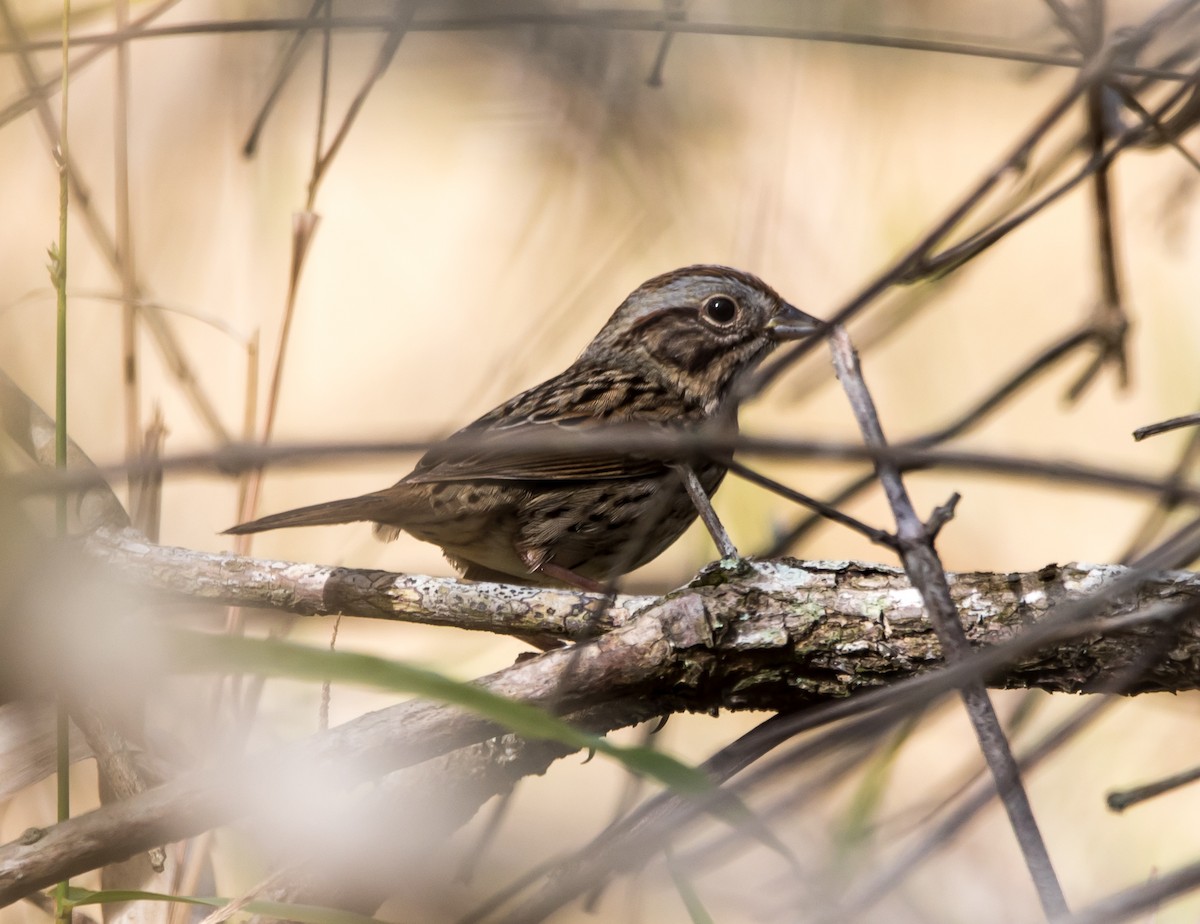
[582,265,821,412]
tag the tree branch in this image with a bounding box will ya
[81,527,1200,695]
[0,522,1196,905]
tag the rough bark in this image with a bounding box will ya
[87,526,1200,699]
[2,526,1199,907]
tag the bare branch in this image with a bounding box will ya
[3,524,1200,907]
[828,326,1068,918]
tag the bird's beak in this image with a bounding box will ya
[767,303,823,341]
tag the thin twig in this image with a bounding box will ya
[0,13,1195,82]
[474,710,880,924]
[745,26,1125,400]
[645,0,684,86]
[1134,411,1200,441]
[749,0,1198,403]
[307,1,415,206]
[1107,762,1200,811]
[763,323,1099,557]
[828,327,1068,918]
[729,460,897,549]
[51,0,71,914]
[1055,857,1200,924]
[1112,81,1200,173]
[0,0,184,132]
[241,0,329,157]
[677,463,738,559]
[843,602,1192,917]
[1041,0,1087,45]
[9,428,1200,509]
[1066,0,1130,400]
[910,69,1196,283]
[1121,422,1200,560]
[0,0,231,442]
[113,0,140,502]
[842,697,1113,919]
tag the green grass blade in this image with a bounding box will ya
[167,629,712,794]
[65,886,385,924]
[666,850,716,924]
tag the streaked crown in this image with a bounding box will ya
[581,265,820,412]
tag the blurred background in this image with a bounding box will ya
[3,0,1200,921]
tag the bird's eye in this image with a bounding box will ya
[702,295,739,326]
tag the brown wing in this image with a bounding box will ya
[402,364,702,485]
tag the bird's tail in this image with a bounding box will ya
[223,493,391,536]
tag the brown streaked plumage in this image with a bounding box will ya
[225,265,820,589]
